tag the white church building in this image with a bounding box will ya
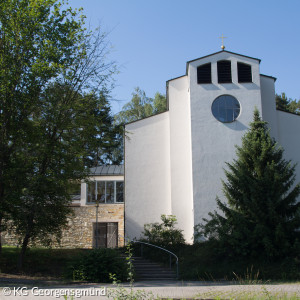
[124,49,300,243]
[5,49,300,249]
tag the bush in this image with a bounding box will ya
[68,248,128,283]
[142,214,185,247]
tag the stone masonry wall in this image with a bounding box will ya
[3,204,125,248]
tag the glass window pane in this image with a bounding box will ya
[218,108,226,122]
[212,95,240,123]
[97,181,105,203]
[106,181,114,203]
[107,223,118,248]
[116,182,124,203]
[87,181,96,203]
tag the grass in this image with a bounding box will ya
[194,286,300,300]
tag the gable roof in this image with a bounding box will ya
[186,50,261,75]
[89,165,124,176]
[186,50,261,65]
[167,50,262,84]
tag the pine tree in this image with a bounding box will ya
[200,108,300,259]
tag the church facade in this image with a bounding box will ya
[124,50,300,243]
[4,50,300,249]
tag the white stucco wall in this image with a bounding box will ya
[125,112,171,240]
[168,76,194,242]
[260,75,278,140]
[188,52,263,227]
[124,50,300,245]
[276,110,300,189]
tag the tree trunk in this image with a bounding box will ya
[0,229,2,255]
[18,233,30,271]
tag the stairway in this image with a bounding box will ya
[131,256,177,281]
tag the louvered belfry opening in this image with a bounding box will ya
[217,60,232,83]
[238,62,252,83]
[197,63,212,84]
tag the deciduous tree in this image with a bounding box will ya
[114,87,167,124]
[0,0,118,265]
[276,93,300,115]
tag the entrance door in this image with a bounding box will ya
[93,222,118,248]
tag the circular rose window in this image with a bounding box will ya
[211,95,240,123]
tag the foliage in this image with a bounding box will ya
[199,108,300,259]
[108,280,154,300]
[276,92,300,114]
[142,214,185,247]
[69,248,127,283]
[114,87,167,124]
[0,0,118,266]
[108,242,155,300]
[112,87,167,162]
[170,242,300,281]
[1,246,300,283]
[80,91,123,167]
[0,246,85,277]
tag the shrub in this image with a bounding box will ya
[69,248,127,283]
[142,214,185,247]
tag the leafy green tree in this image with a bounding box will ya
[276,93,300,115]
[113,88,167,162]
[142,215,185,247]
[153,92,168,115]
[11,83,121,266]
[199,109,300,259]
[0,0,85,253]
[83,91,123,167]
[0,0,117,264]
[288,99,300,115]
[276,93,290,111]
[115,87,167,124]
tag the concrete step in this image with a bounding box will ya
[131,256,177,281]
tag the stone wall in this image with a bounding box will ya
[3,203,125,248]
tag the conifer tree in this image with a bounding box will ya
[200,108,300,259]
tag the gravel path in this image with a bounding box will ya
[0,278,299,299]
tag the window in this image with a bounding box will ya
[116,181,124,203]
[217,60,232,83]
[238,62,252,83]
[211,95,240,123]
[97,181,105,203]
[87,181,124,203]
[197,63,212,84]
[93,222,118,248]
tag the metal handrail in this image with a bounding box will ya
[118,234,179,279]
[133,240,179,279]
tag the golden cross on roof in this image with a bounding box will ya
[219,34,227,50]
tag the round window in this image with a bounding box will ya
[211,95,240,123]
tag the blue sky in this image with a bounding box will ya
[69,0,300,113]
